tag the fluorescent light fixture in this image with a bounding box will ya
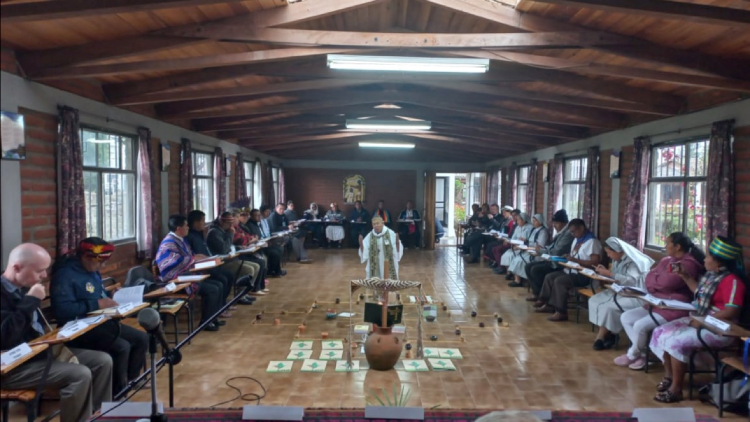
[374,104,401,109]
[346,119,431,131]
[328,55,489,74]
[89,139,115,144]
[359,142,415,149]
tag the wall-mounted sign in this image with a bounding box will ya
[343,174,365,204]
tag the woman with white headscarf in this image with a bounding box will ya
[508,214,549,287]
[588,237,654,351]
[496,213,533,276]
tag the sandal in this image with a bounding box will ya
[656,377,672,392]
[653,390,682,403]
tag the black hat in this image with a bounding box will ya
[552,209,569,223]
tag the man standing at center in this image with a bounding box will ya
[359,216,403,279]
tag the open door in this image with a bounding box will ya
[423,171,436,250]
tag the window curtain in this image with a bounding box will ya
[136,127,158,260]
[547,153,564,228]
[261,161,273,207]
[423,171,437,250]
[622,137,651,249]
[582,147,600,233]
[235,152,247,203]
[180,138,193,216]
[253,157,262,207]
[486,167,499,204]
[277,166,286,204]
[56,106,86,256]
[508,162,518,208]
[213,147,226,217]
[525,159,538,215]
[706,120,735,241]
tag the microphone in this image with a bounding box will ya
[137,308,181,364]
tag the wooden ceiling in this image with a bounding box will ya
[1,0,749,162]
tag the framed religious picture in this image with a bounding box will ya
[160,143,170,172]
[343,174,365,204]
[1,111,25,160]
[610,151,621,178]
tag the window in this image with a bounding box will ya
[562,157,587,219]
[497,169,503,206]
[516,166,530,213]
[192,151,214,221]
[271,167,280,204]
[81,128,137,241]
[646,138,709,249]
[466,172,482,206]
[243,161,255,207]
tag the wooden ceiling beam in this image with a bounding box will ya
[27,47,357,80]
[1,0,249,23]
[423,0,750,80]
[163,27,633,49]
[19,0,383,70]
[530,0,750,28]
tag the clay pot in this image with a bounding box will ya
[364,326,403,371]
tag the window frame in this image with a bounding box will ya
[644,136,710,251]
[516,165,531,212]
[80,126,138,243]
[191,150,215,221]
[243,160,255,208]
[561,155,588,219]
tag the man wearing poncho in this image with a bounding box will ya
[358,216,403,279]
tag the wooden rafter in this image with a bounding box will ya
[530,0,750,28]
[162,27,633,49]
[423,0,750,79]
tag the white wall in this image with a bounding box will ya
[0,70,277,266]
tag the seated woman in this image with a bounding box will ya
[649,236,747,403]
[303,202,325,246]
[615,232,705,370]
[508,213,549,287]
[494,212,532,277]
[534,219,602,322]
[324,202,345,248]
[588,237,654,350]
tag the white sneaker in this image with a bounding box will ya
[248,291,266,296]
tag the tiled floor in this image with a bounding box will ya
[9,247,746,420]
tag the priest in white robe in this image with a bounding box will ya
[358,216,403,279]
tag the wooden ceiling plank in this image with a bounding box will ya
[530,0,750,28]
[423,0,750,79]
[163,26,634,48]
[1,0,251,23]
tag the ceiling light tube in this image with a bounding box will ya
[346,119,431,131]
[328,55,489,74]
[359,142,415,149]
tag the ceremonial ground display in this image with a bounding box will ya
[347,277,425,371]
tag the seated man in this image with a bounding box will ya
[206,212,262,298]
[533,218,602,322]
[461,205,492,263]
[255,206,286,277]
[51,238,148,394]
[435,219,445,243]
[272,202,311,263]
[2,243,112,422]
[185,210,242,312]
[230,209,269,293]
[372,199,392,228]
[348,201,370,248]
[525,209,573,302]
[397,200,422,249]
[156,215,227,331]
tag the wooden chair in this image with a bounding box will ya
[149,264,193,345]
[1,390,42,422]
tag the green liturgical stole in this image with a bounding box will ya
[363,302,403,327]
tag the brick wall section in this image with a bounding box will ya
[168,141,181,215]
[598,149,613,240]
[284,169,417,218]
[19,108,58,258]
[734,126,750,268]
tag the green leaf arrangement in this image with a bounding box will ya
[365,385,412,407]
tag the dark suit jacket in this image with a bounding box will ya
[0,282,43,351]
[267,212,288,234]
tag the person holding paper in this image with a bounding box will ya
[533,219,602,322]
[157,215,229,331]
[587,237,654,351]
[269,203,311,263]
[525,210,573,302]
[615,232,705,371]
[359,216,403,279]
[303,202,325,247]
[349,201,370,248]
[484,205,516,266]
[494,212,532,277]
[508,213,549,287]
[648,236,747,403]
[207,212,262,294]
[324,202,346,249]
[2,243,112,422]
[252,206,286,277]
[397,201,421,249]
[50,238,146,396]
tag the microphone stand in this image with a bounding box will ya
[137,330,168,422]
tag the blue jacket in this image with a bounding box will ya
[51,257,106,325]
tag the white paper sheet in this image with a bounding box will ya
[113,285,144,305]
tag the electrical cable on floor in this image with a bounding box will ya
[209,376,267,408]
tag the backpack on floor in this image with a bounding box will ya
[700,368,749,415]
